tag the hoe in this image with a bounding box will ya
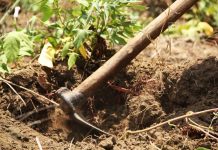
[57,0,199,135]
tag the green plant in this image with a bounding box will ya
[165,20,213,40]
[191,0,218,26]
[45,0,142,69]
[0,31,34,73]
[165,0,217,39]
[0,0,142,73]
[195,147,210,150]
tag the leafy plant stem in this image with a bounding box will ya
[0,0,21,25]
[13,18,18,31]
[54,0,64,27]
[85,3,95,29]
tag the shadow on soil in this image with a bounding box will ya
[160,56,218,129]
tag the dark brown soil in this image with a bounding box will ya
[0,6,218,149]
[0,35,217,149]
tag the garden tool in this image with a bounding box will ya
[57,0,199,135]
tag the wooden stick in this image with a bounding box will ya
[126,108,218,134]
[187,121,218,140]
[35,137,43,150]
[28,118,51,127]
[186,118,218,140]
[0,77,59,106]
[3,81,26,106]
[16,105,56,121]
[72,0,199,97]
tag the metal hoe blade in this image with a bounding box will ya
[56,87,112,135]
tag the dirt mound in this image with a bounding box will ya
[0,37,217,149]
[159,57,218,129]
[168,57,218,107]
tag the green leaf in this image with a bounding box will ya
[48,36,58,48]
[76,0,89,7]
[0,63,10,73]
[32,34,44,42]
[68,52,79,69]
[127,3,146,11]
[73,29,91,49]
[123,27,134,37]
[40,4,53,22]
[3,31,33,63]
[196,147,210,150]
[19,46,33,56]
[104,2,109,25]
[61,42,71,59]
[112,33,126,45]
[0,54,7,64]
[19,34,34,57]
[72,5,82,17]
[48,23,61,29]
[3,32,21,63]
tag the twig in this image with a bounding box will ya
[30,98,37,112]
[36,137,43,150]
[0,77,59,106]
[187,118,218,137]
[3,81,26,106]
[0,0,21,25]
[69,138,74,150]
[28,118,51,127]
[16,105,56,121]
[187,121,218,141]
[107,81,131,93]
[187,118,209,130]
[126,108,218,134]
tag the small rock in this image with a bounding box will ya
[99,136,116,150]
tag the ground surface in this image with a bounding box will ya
[0,35,217,150]
[0,4,218,149]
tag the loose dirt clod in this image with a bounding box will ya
[99,136,116,150]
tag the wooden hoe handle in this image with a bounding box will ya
[72,0,199,97]
[56,0,198,135]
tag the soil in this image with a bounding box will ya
[0,35,217,149]
[0,7,218,150]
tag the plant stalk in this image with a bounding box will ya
[0,0,21,25]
